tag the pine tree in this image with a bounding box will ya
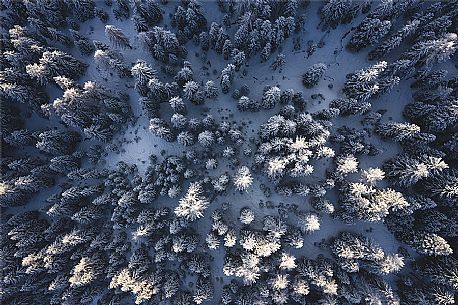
[222,39,233,60]
[220,64,235,94]
[375,121,421,142]
[169,96,186,115]
[369,19,420,59]
[3,129,37,147]
[261,86,281,109]
[384,154,448,187]
[49,154,81,174]
[128,243,152,275]
[348,18,391,51]
[411,69,448,89]
[94,49,131,77]
[344,61,387,101]
[197,130,215,147]
[149,118,175,142]
[298,212,320,233]
[113,0,130,20]
[409,232,453,256]
[26,51,87,83]
[329,98,371,115]
[260,42,272,62]
[404,33,457,66]
[193,277,214,304]
[414,256,458,291]
[331,232,405,274]
[302,63,327,88]
[271,53,286,71]
[183,80,199,101]
[233,166,253,191]
[131,60,157,95]
[177,131,195,146]
[36,130,80,155]
[170,113,188,129]
[175,182,210,221]
[419,170,458,207]
[204,80,218,98]
[320,0,360,28]
[237,96,260,112]
[132,0,163,26]
[70,0,96,22]
[404,99,458,133]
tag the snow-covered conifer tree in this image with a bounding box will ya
[404,33,457,66]
[298,212,320,233]
[302,63,327,88]
[239,207,255,225]
[261,86,281,109]
[105,25,131,49]
[320,0,360,28]
[175,182,210,221]
[233,166,253,191]
[348,18,391,51]
[197,130,215,148]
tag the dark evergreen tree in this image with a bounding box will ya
[302,63,327,88]
[105,25,131,49]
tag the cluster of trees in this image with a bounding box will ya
[1,0,95,29]
[368,68,457,261]
[343,61,401,105]
[139,26,186,65]
[219,210,408,304]
[171,0,207,44]
[1,148,218,304]
[131,60,244,153]
[354,62,458,301]
[44,78,132,141]
[1,128,81,208]
[343,0,458,58]
[369,2,456,59]
[345,0,416,51]
[399,256,458,304]
[199,0,302,63]
[328,0,457,118]
[130,0,163,31]
[405,69,458,134]
[254,104,334,183]
[238,85,302,112]
[331,232,405,275]
[319,0,364,28]
[332,168,410,223]
[1,26,51,109]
